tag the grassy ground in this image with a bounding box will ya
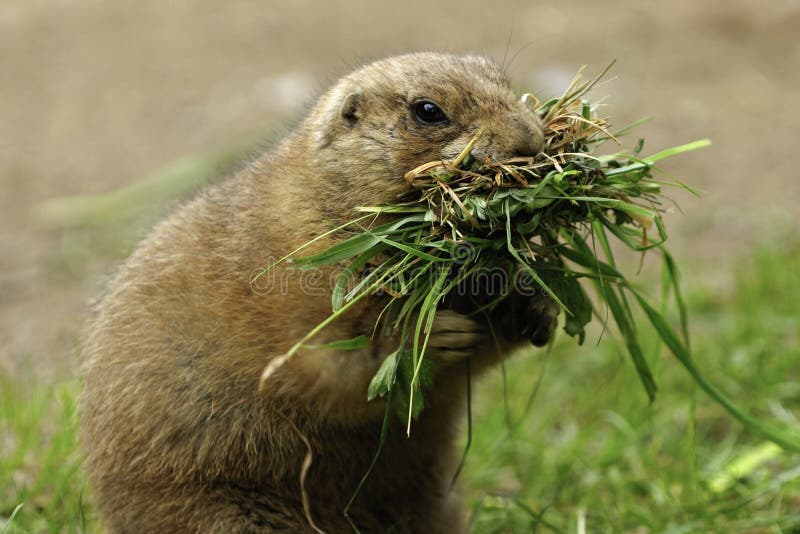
[2,245,799,532]
[0,378,85,532]
[464,244,800,532]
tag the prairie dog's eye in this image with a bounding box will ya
[412,100,449,125]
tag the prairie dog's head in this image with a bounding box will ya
[305,52,544,211]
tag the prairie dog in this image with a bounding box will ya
[81,52,556,533]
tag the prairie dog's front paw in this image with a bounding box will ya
[426,309,485,366]
[522,295,560,346]
[494,292,560,347]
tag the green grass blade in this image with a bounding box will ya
[331,246,389,311]
[293,233,382,269]
[631,289,800,452]
[251,212,376,282]
[708,442,783,493]
[557,197,658,220]
[2,504,24,534]
[573,225,657,400]
[312,335,372,351]
[407,267,450,433]
[604,139,711,177]
[646,139,712,163]
[343,397,393,529]
[662,251,690,345]
[559,234,625,280]
[293,215,425,268]
[356,205,428,214]
[603,285,657,401]
[450,358,472,489]
[503,200,566,311]
[366,233,447,262]
[599,216,667,251]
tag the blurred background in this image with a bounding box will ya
[1,0,799,531]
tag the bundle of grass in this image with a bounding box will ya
[258,65,800,453]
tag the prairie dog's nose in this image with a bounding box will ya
[511,116,544,157]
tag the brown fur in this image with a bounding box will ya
[80,52,557,533]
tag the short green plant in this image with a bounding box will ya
[0,377,89,533]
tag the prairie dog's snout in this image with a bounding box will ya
[446,106,545,162]
[507,114,544,158]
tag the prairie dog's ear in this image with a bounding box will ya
[340,92,362,124]
[314,83,364,149]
